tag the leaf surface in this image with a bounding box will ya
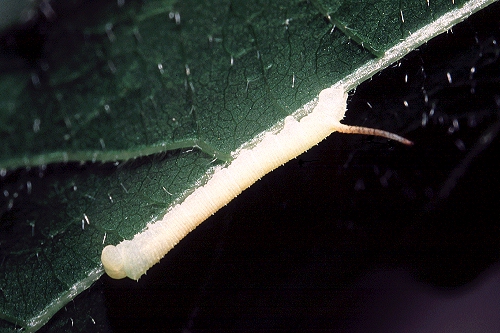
[0,0,496,330]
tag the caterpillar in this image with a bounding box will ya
[101,85,411,280]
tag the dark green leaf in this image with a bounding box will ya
[0,0,496,330]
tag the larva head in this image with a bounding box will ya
[101,245,127,279]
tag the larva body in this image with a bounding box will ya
[101,87,348,280]
[101,86,412,280]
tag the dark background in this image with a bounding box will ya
[37,2,500,332]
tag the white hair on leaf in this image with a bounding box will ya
[101,86,411,280]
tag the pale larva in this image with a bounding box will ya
[101,86,411,280]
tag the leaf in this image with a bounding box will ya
[98,6,500,331]
[0,0,497,331]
